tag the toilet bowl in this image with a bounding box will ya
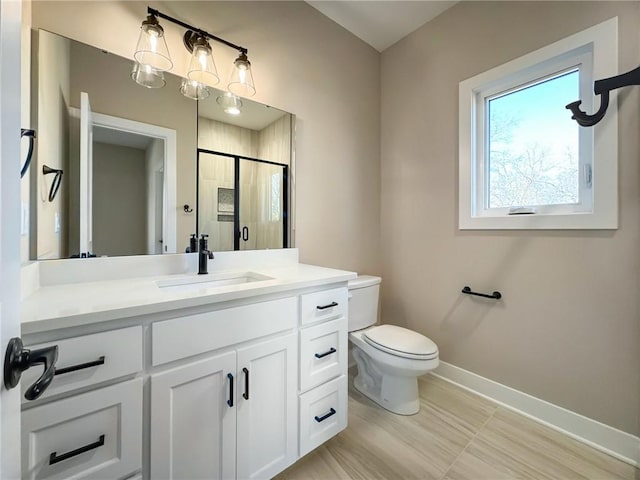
[348,276,439,415]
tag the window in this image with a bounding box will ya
[459,18,618,229]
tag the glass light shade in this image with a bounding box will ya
[187,39,219,87]
[216,93,243,115]
[131,62,165,88]
[133,15,173,72]
[180,78,210,100]
[228,52,256,97]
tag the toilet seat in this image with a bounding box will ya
[363,325,438,360]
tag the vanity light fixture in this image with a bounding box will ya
[228,51,256,97]
[184,32,219,87]
[133,14,173,72]
[131,62,166,88]
[133,7,256,99]
[216,92,243,115]
[181,77,211,100]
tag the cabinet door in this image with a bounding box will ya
[151,351,236,480]
[236,333,298,479]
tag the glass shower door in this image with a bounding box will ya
[238,159,286,250]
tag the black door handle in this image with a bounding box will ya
[242,367,249,400]
[4,337,58,401]
[314,408,337,423]
[49,434,105,465]
[227,373,234,407]
[55,356,105,375]
[241,226,249,242]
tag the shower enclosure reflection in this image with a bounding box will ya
[197,94,292,251]
[197,152,287,251]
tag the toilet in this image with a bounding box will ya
[348,275,439,415]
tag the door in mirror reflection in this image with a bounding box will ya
[239,158,286,251]
[197,151,288,251]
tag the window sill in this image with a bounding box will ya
[459,211,618,230]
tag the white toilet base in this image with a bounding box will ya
[353,368,421,415]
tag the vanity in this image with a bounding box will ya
[19,249,354,480]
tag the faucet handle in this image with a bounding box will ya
[199,233,210,252]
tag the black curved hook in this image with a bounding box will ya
[566,65,640,127]
[20,129,36,179]
[565,91,610,127]
[43,165,64,202]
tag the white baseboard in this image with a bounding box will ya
[433,361,640,467]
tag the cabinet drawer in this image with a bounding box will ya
[299,375,347,456]
[300,287,348,326]
[22,378,143,480]
[152,297,297,366]
[300,318,347,392]
[22,326,143,402]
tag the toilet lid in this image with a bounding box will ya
[363,325,439,360]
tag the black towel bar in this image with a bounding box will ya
[461,286,502,300]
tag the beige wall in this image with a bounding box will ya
[34,30,70,259]
[92,142,147,256]
[381,1,640,435]
[31,0,381,274]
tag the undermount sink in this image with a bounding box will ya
[156,271,274,293]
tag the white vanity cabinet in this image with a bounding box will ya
[298,287,349,456]
[150,333,298,480]
[20,263,353,480]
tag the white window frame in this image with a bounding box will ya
[459,17,618,230]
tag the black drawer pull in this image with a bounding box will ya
[49,434,105,465]
[55,356,105,376]
[316,302,338,310]
[314,408,336,423]
[227,373,234,407]
[315,348,337,359]
[242,368,249,400]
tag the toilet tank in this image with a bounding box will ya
[348,275,382,332]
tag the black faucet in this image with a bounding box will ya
[198,234,214,275]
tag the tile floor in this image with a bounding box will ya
[276,374,639,480]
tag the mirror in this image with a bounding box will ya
[29,29,295,260]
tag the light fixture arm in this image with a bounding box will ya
[147,6,248,55]
[566,65,640,127]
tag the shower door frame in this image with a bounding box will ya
[196,148,289,251]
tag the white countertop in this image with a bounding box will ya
[21,251,356,335]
